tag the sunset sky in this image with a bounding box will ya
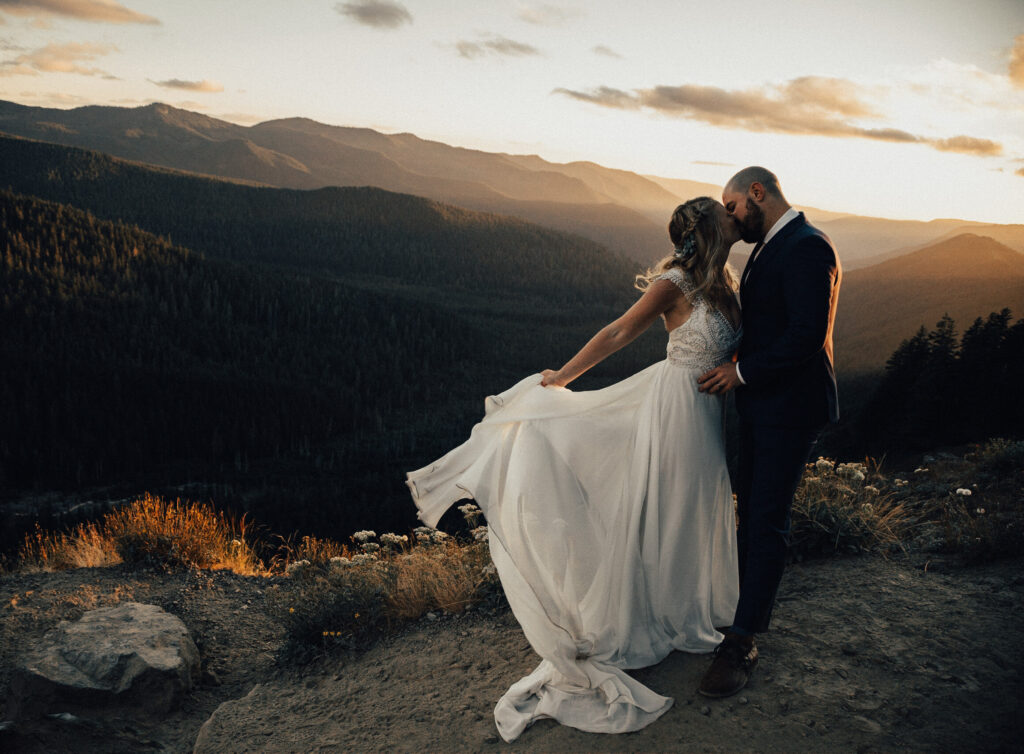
[1,0,1022,223]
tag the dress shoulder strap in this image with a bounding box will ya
[656,267,697,298]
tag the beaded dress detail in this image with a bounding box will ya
[658,267,741,371]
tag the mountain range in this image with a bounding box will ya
[2,99,1021,270]
[2,128,1021,379]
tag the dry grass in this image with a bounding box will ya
[389,539,494,619]
[790,459,912,560]
[18,493,263,575]
[19,522,121,572]
[267,512,501,655]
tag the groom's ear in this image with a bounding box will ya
[749,182,766,202]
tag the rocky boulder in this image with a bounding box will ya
[10,602,200,719]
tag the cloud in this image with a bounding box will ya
[0,0,158,25]
[1011,34,1024,89]
[150,78,223,93]
[516,3,581,26]
[554,76,1003,157]
[334,1,411,29]
[455,34,540,59]
[0,40,116,76]
[591,44,621,59]
[930,135,1002,156]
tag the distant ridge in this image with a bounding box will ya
[0,99,677,263]
[4,98,1019,269]
[836,233,1024,374]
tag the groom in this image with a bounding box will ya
[696,166,841,697]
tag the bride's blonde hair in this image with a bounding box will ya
[636,196,738,314]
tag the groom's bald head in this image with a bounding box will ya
[724,166,784,200]
[722,166,791,244]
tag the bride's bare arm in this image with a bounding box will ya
[541,279,688,387]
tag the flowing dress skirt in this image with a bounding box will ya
[406,359,739,741]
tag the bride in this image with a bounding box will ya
[406,197,744,742]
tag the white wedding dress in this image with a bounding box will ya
[406,268,741,742]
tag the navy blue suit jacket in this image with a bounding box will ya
[736,212,841,428]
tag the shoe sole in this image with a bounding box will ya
[697,657,758,699]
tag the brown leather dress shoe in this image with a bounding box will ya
[698,633,758,698]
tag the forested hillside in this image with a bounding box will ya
[0,135,640,310]
[0,173,667,545]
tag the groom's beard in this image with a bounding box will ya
[739,198,765,244]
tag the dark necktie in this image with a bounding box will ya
[742,241,764,287]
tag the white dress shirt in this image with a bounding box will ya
[735,207,801,385]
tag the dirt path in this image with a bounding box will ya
[3,555,1022,752]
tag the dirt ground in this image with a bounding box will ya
[1,553,1022,753]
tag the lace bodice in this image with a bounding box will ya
[658,268,741,371]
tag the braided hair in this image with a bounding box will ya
[636,197,738,316]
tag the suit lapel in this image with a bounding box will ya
[743,212,806,289]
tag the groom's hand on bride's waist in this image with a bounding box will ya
[698,364,742,395]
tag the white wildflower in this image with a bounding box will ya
[815,458,833,474]
[380,533,408,548]
[285,559,311,576]
[350,552,378,564]
[430,530,451,544]
[458,503,483,526]
[837,463,866,483]
[975,507,986,515]
[955,488,972,496]
[894,479,908,487]
[352,530,376,543]
[914,467,929,474]
[864,485,879,495]
[480,563,497,577]
[471,525,489,542]
[360,542,381,554]
[860,503,875,513]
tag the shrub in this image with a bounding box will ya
[789,458,909,560]
[267,504,502,656]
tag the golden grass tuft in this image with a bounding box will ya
[19,521,121,572]
[18,493,263,575]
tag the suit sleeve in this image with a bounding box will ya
[737,236,837,386]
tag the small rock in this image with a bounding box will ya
[12,603,200,720]
[700,705,711,716]
[739,697,748,705]
[853,715,883,734]
[836,668,849,679]
[841,644,859,656]
[484,733,499,744]
[426,612,438,621]
[45,712,88,726]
